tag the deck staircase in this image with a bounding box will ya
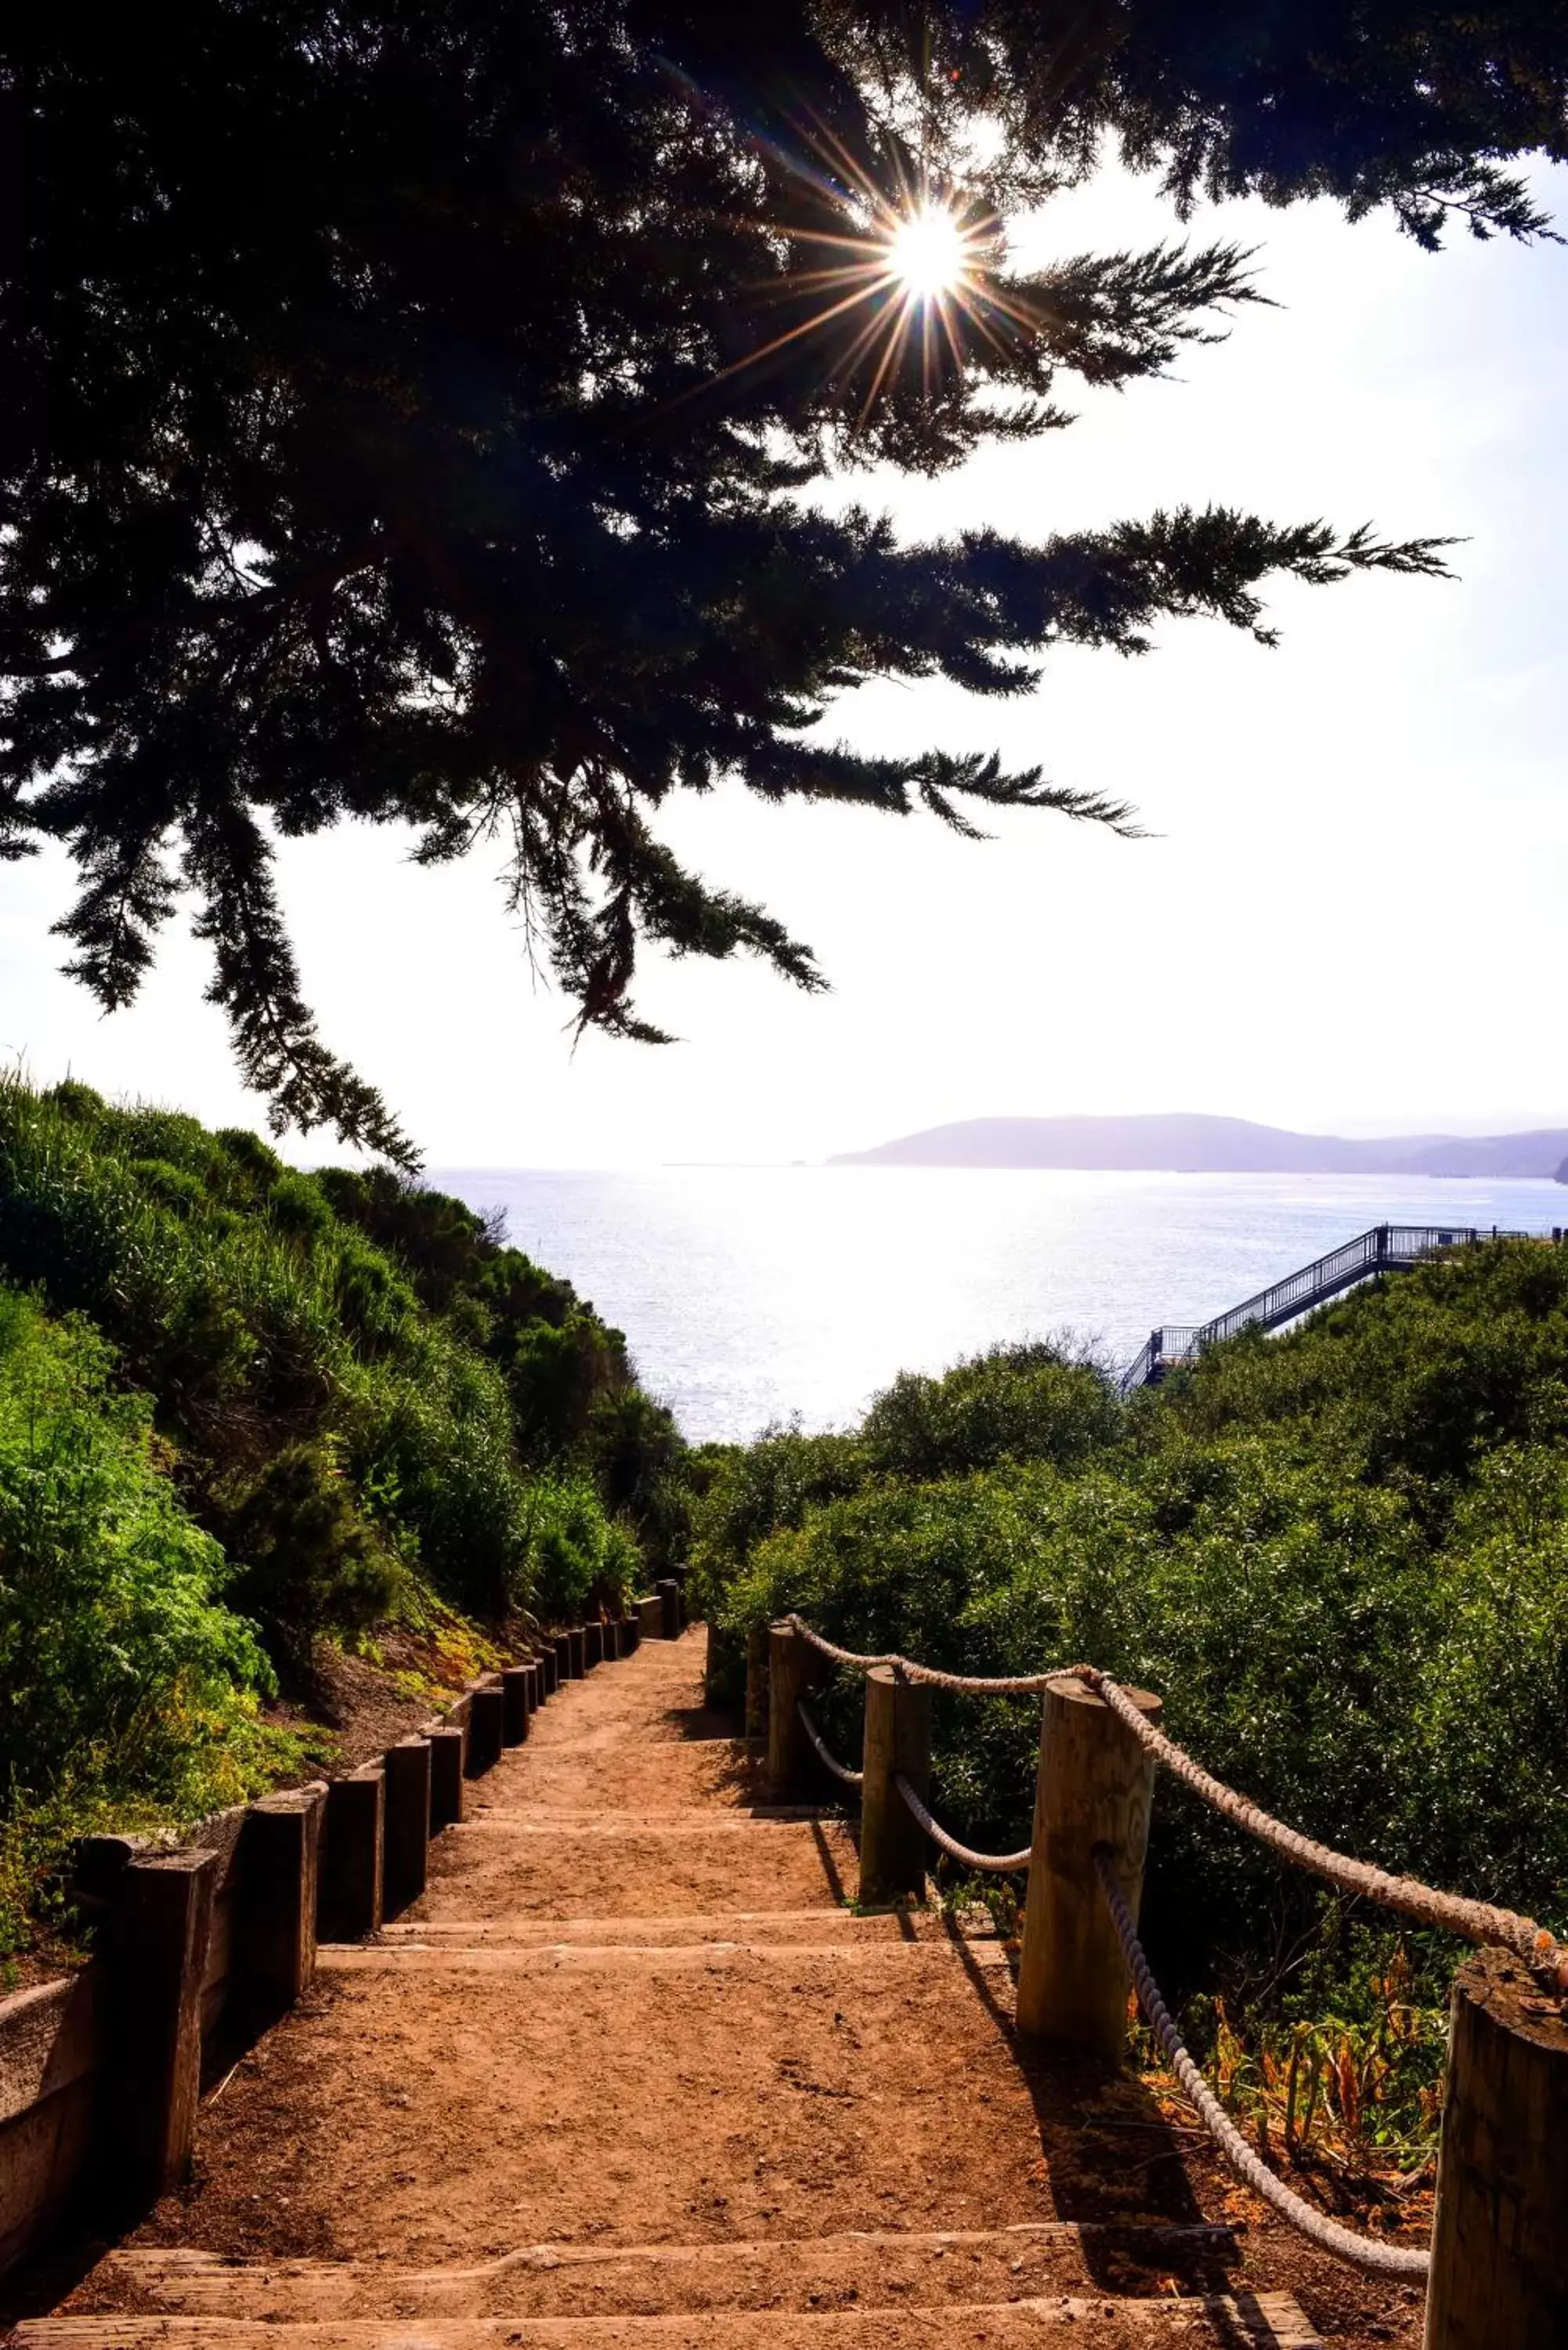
[1119,1222,1518,1394]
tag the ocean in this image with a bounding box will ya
[430,1166,1568,1444]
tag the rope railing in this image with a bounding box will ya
[892,1772,1030,1873]
[786,1611,1568,1992]
[767,1608,1568,2314]
[1093,1849,1431,2280]
[795,1697,862,1788]
[1079,1669,1568,1993]
[786,1613,1060,1694]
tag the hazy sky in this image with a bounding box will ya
[5,160,1565,1168]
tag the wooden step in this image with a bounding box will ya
[375,1911,990,1950]
[318,1937,1010,1974]
[172,1925,1057,2258]
[85,2222,1241,2320]
[420,1814,860,1920]
[17,2291,1323,2346]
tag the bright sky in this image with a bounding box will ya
[4,160,1565,1168]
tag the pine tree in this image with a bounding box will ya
[5,3,1558,1161]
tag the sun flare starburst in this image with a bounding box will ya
[687,133,1037,430]
[887,204,970,299]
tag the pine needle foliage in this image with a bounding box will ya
[1,5,1534,1148]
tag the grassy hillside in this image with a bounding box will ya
[694,1242,1568,2155]
[0,1075,692,1964]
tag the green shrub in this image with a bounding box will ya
[707,1245,1568,2005]
[0,1288,294,1955]
[522,1473,640,1620]
[862,1340,1120,1481]
[0,1075,656,1646]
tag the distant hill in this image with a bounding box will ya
[829,1114,1568,1180]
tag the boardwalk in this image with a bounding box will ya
[13,1632,1422,2348]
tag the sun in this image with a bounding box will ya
[887,204,968,299]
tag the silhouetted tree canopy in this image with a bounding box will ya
[4,4,1559,1161]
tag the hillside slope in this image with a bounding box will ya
[831,1111,1568,1177]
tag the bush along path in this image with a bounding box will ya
[8,1622,1444,2350]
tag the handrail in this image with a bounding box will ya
[795,1697,862,1787]
[784,1613,1566,1988]
[1119,1223,1532,1394]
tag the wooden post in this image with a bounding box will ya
[566,1627,586,1678]
[583,1618,605,1668]
[317,1764,385,1941]
[427,1723,466,1830]
[1014,1674,1161,2060]
[538,1643,558,1697]
[657,1579,681,1640]
[382,1737,432,1914]
[103,1851,218,2214]
[501,1665,531,1744]
[767,1622,821,1799]
[858,1667,932,1906]
[637,1593,664,1641]
[237,1788,325,2010]
[621,1613,641,1654]
[1423,1946,1568,2349]
[465,1678,505,1775]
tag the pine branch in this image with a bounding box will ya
[182,797,418,1170]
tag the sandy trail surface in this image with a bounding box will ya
[9,1629,1427,2348]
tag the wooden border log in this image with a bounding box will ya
[1423,1946,1568,2349]
[103,1851,218,2214]
[317,1765,385,1943]
[583,1620,604,1668]
[465,1679,505,1776]
[858,1667,933,1906]
[1014,1674,1162,2061]
[554,1632,574,1683]
[767,1622,822,1800]
[657,1578,681,1640]
[538,1643,559,1697]
[620,1613,641,1655]
[427,1723,465,1829]
[0,1970,106,2276]
[637,1593,664,1641]
[566,1627,586,1679]
[237,1788,324,2012]
[382,1737,432,1915]
[501,1665,531,1744]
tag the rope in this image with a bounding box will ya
[786,1614,1062,1695]
[1093,1849,1430,2280]
[796,1698,863,1788]
[894,1773,1031,1872]
[783,1615,1567,1989]
[1082,1672,1568,1992]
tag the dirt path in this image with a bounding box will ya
[12,1632,1427,2348]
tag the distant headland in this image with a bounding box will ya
[829,1113,1568,1182]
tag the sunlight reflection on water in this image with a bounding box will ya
[432,1167,1568,1443]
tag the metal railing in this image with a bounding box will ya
[1120,1224,1528,1394]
